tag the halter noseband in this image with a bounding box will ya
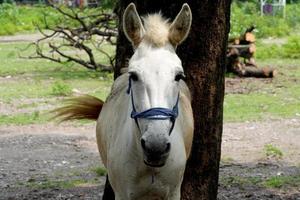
[126,77,179,135]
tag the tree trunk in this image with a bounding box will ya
[105,1,231,199]
[178,1,231,199]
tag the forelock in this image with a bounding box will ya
[142,13,170,47]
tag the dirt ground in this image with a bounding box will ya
[0,119,299,200]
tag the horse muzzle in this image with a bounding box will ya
[143,152,170,167]
[141,137,171,168]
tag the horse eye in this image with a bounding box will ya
[129,72,139,81]
[175,73,185,82]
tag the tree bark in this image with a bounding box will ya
[178,1,231,199]
[106,1,231,200]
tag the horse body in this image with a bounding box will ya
[96,4,194,199]
[97,73,193,200]
[55,3,193,200]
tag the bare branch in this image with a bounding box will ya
[22,4,116,72]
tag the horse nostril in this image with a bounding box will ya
[141,138,146,150]
[165,142,171,153]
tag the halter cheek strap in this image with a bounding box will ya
[126,78,179,135]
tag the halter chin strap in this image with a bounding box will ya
[126,77,179,135]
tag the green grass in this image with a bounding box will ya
[264,144,284,159]
[0,111,48,125]
[0,41,113,126]
[256,36,300,60]
[26,178,95,189]
[17,102,39,109]
[0,42,114,76]
[263,175,300,188]
[91,167,107,176]
[0,42,59,76]
[224,57,300,122]
[220,174,300,189]
[0,77,111,102]
[1,39,300,125]
[0,78,110,102]
[51,81,72,96]
[0,42,113,101]
[220,175,261,187]
[224,88,300,122]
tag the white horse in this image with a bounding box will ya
[55,3,193,200]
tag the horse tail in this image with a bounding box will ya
[51,95,104,122]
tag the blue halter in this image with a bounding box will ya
[126,77,179,135]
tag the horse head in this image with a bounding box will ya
[123,3,192,167]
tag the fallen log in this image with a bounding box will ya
[239,66,277,78]
[228,44,256,61]
[226,26,277,78]
[226,44,276,78]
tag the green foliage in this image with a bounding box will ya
[51,81,72,96]
[0,4,61,35]
[0,4,113,35]
[264,144,284,159]
[255,42,282,60]
[230,2,300,38]
[100,0,117,9]
[1,2,300,38]
[263,175,300,188]
[256,36,300,59]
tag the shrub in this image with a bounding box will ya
[0,4,75,35]
[264,144,283,159]
[51,81,72,96]
[230,2,300,38]
[282,36,300,58]
[256,35,300,59]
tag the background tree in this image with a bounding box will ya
[104,0,231,200]
[27,5,117,72]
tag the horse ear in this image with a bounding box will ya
[169,3,192,47]
[123,3,145,47]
